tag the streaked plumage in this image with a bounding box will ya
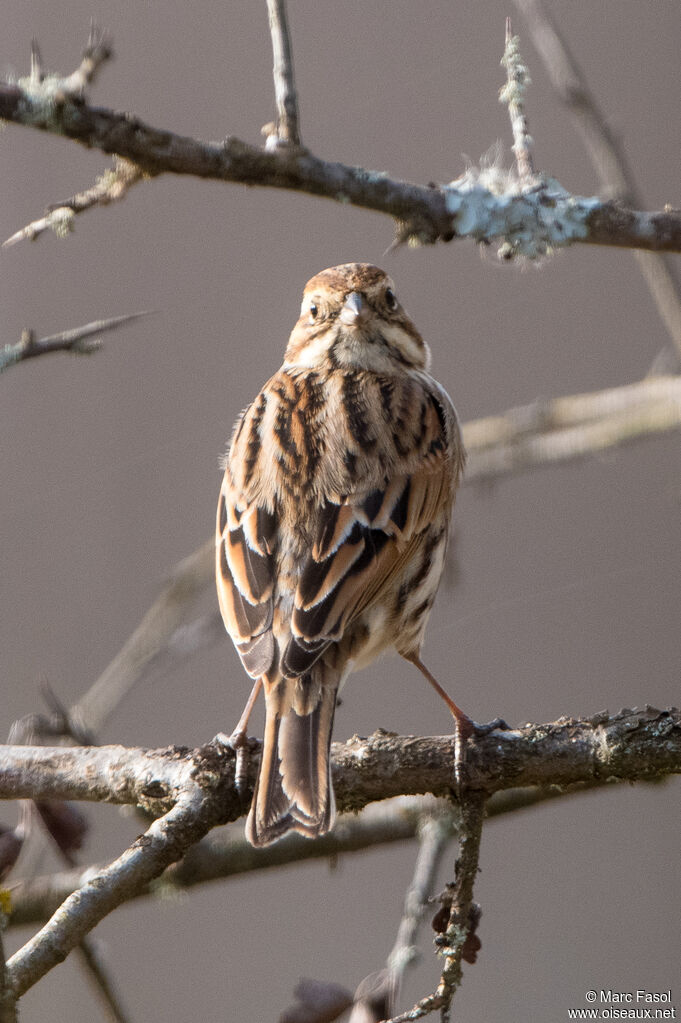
[216,263,465,846]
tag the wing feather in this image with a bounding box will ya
[216,401,278,679]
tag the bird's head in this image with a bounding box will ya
[284,263,430,373]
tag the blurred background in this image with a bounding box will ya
[1,1,679,1020]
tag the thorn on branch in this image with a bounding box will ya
[58,24,113,99]
[29,40,43,86]
[18,26,112,108]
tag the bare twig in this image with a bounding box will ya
[71,540,220,736]
[387,814,454,999]
[0,907,17,1023]
[1,35,680,255]
[430,796,485,1021]
[4,158,144,248]
[76,940,132,1023]
[464,374,681,484]
[0,312,151,374]
[500,19,535,181]
[265,0,301,147]
[514,0,681,366]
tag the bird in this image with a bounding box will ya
[216,263,467,847]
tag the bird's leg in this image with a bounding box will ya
[403,653,507,791]
[213,678,263,795]
[403,652,474,735]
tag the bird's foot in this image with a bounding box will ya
[212,728,251,797]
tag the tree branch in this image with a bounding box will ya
[7,785,608,929]
[4,711,677,813]
[0,313,150,374]
[6,782,210,1000]
[1,708,678,999]
[2,34,680,255]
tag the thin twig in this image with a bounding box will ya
[0,911,17,1023]
[514,0,681,366]
[76,940,132,1023]
[265,0,301,147]
[4,158,144,248]
[463,374,681,484]
[0,312,151,374]
[381,815,454,1021]
[500,19,535,181]
[386,796,486,1022]
[433,796,485,1021]
[345,810,455,1023]
[71,539,219,736]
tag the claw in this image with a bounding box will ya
[471,716,510,736]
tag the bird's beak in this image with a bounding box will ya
[339,291,370,327]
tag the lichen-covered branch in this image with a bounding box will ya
[1,35,680,256]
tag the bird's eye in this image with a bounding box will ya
[309,303,318,321]
[385,288,398,311]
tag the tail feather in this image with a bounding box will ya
[246,668,338,847]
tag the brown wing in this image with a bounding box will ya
[216,410,278,678]
[282,378,463,677]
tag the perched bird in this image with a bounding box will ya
[216,263,467,847]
